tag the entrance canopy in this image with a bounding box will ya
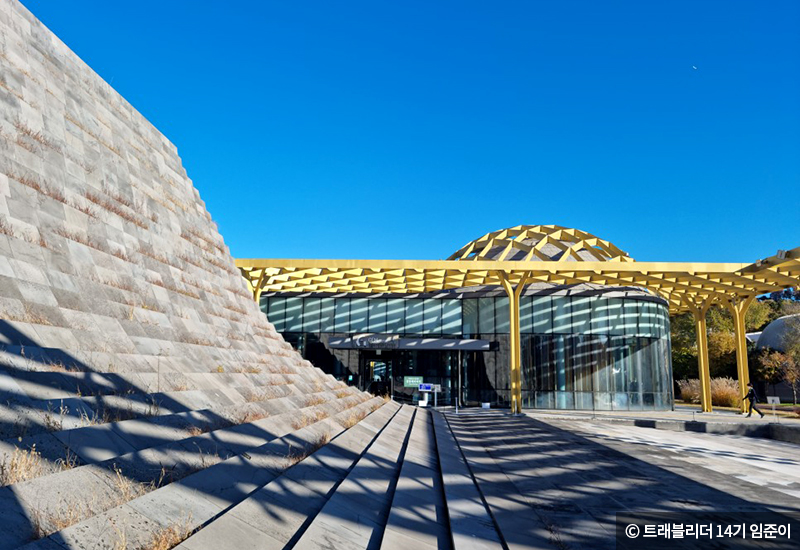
[236,254,799,314]
[236,225,800,414]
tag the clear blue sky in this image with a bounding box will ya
[21,0,800,263]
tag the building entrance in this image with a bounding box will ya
[357,350,393,397]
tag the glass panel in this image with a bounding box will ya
[405,300,424,334]
[423,299,442,335]
[462,299,478,337]
[535,391,554,409]
[334,299,351,333]
[520,296,533,333]
[607,298,625,335]
[531,296,552,334]
[590,298,610,334]
[350,298,369,332]
[478,298,495,334]
[495,296,510,333]
[622,300,639,336]
[638,338,653,399]
[592,335,610,391]
[386,298,405,333]
[570,296,592,334]
[555,335,569,391]
[551,297,571,333]
[267,297,286,332]
[319,298,335,332]
[303,298,321,333]
[574,392,593,410]
[368,299,387,333]
[284,297,303,332]
[655,304,668,338]
[594,391,612,410]
[640,302,657,338]
[441,299,462,335]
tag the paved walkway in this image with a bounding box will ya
[524,404,800,424]
[445,410,800,550]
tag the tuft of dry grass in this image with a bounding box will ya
[0,445,46,486]
[334,388,351,399]
[0,445,78,487]
[304,395,327,407]
[234,408,269,425]
[142,515,194,550]
[291,409,329,430]
[338,409,367,429]
[112,464,166,504]
[31,498,91,540]
[284,433,331,467]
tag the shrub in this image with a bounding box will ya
[677,377,739,407]
[711,377,740,407]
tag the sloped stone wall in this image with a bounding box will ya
[0,0,360,441]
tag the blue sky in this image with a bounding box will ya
[21,1,800,263]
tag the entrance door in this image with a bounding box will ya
[358,350,393,397]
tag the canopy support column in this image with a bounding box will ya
[726,295,755,413]
[498,271,531,415]
[686,298,714,412]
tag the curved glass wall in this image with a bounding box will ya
[261,293,673,411]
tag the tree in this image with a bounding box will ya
[756,350,788,387]
[782,358,800,405]
[779,316,800,404]
[670,298,797,384]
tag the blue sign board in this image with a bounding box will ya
[418,383,433,392]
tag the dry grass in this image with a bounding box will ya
[285,433,331,467]
[184,419,230,437]
[234,408,269,425]
[182,335,213,347]
[0,218,50,249]
[334,388,351,399]
[112,464,166,503]
[677,377,740,407]
[0,445,47,486]
[141,515,194,550]
[54,227,133,263]
[7,171,68,205]
[242,388,269,403]
[304,395,327,407]
[14,121,61,152]
[31,498,91,540]
[338,409,367,429]
[291,409,329,430]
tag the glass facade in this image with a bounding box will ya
[262,292,673,411]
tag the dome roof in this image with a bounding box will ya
[447,225,633,262]
[756,314,800,352]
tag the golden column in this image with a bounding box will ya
[497,271,531,415]
[726,295,755,413]
[686,298,714,412]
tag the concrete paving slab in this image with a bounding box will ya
[177,510,284,550]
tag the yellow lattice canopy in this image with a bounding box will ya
[236,225,799,314]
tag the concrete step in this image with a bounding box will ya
[432,412,503,550]
[290,404,415,550]
[11,398,386,550]
[380,409,452,550]
[172,400,405,550]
